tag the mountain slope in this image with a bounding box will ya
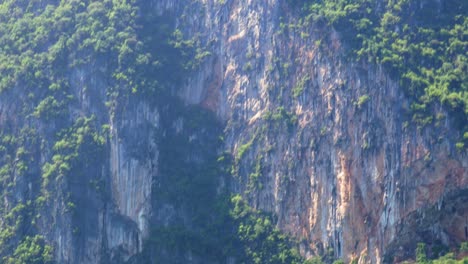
[0,0,466,263]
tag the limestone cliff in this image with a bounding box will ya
[163,0,468,262]
[0,0,466,263]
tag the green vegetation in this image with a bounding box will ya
[461,242,468,252]
[289,0,467,144]
[417,243,429,263]
[33,96,65,121]
[413,242,468,264]
[0,128,45,261]
[356,94,370,109]
[0,0,204,257]
[263,106,298,131]
[0,0,204,112]
[238,138,255,160]
[229,194,303,264]
[5,235,53,264]
[248,155,264,192]
[41,116,105,195]
[0,0,306,262]
[0,203,30,258]
[332,260,345,264]
[0,200,52,264]
[293,76,310,98]
[3,0,465,262]
[0,116,104,261]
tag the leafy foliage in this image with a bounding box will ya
[41,116,105,194]
[0,0,201,111]
[5,235,53,264]
[0,0,209,261]
[414,242,468,264]
[292,0,468,143]
[229,194,303,264]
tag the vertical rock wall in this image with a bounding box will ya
[0,0,466,263]
[159,0,467,262]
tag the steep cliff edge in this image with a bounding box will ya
[0,0,466,263]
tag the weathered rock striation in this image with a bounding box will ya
[163,0,467,262]
[0,0,466,263]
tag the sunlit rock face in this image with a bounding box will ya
[157,0,467,262]
[0,0,465,263]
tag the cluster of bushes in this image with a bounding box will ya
[263,106,298,131]
[0,0,204,115]
[415,242,468,264]
[4,235,53,264]
[41,116,105,195]
[229,194,303,263]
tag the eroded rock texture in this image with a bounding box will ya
[162,0,467,262]
[0,0,466,263]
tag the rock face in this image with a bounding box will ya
[0,0,466,263]
[0,64,158,263]
[160,0,467,262]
